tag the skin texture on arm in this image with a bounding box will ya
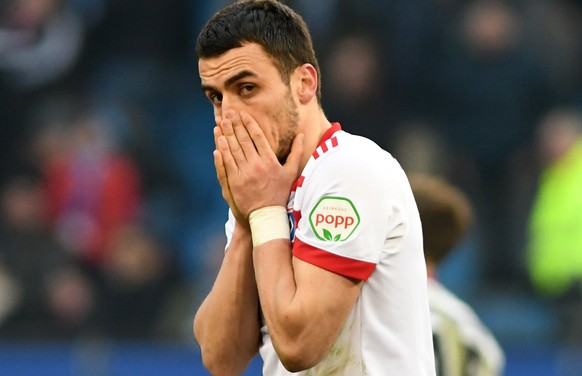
[254,239,362,371]
[193,224,261,376]
[217,109,362,371]
[192,125,261,376]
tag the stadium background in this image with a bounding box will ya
[0,0,581,374]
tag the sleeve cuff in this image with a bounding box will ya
[293,237,376,280]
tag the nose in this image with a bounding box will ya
[220,93,239,114]
[217,93,240,120]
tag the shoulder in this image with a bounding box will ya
[333,131,391,161]
[312,131,402,184]
[299,130,416,231]
[300,130,415,216]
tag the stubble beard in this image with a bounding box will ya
[275,88,300,165]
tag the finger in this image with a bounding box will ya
[231,111,259,158]
[213,149,231,203]
[213,126,223,149]
[221,111,246,165]
[214,149,238,212]
[284,133,304,176]
[213,149,228,190]
[240,110,273,158]
[216,134,240,178]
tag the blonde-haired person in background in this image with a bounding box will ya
[410,173,505,376]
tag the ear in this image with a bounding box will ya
[295,64,318,105]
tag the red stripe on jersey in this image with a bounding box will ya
[331,136,338,148]
[293,209,302,230]
[292,238,376,281]
[291,175,305,191]
[296,175,305,188]
[312,123,341,160]
[319,123,342,148]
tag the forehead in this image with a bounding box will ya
[198,43,278,85]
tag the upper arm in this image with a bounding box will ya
[282,255,362,367]
[293,254,362,316]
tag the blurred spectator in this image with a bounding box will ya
[0,0,84,90]
[410,173,505,376]
[0,175,96,338]
[0,0,86,183]
[322,32,395,147]
[522,0,582,102]
[83,0,192,116]
[74,1,224,282]
[96,223,177,339]
[287,0,337,48]
[391,120,451,178]
[32,105,142,269]
[526,106,582,346]
[434,0,554,282]
[0,255,20,327]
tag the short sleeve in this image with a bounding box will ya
[292,139,407,280]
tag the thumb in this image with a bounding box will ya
[284,133,304,176]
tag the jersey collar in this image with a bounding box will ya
[317,122,342,150]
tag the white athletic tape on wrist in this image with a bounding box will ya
[248,206,290,247]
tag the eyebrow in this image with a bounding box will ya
[201,70,259,92]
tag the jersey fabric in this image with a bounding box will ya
[429,278,505,376]
[225,123,435,375]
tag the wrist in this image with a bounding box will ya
[248,206,290,247]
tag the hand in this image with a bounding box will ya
[213,124,248,227]
[216,110,303,218]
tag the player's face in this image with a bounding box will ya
[199,43,299,163]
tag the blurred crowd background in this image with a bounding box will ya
[1,0,582,374]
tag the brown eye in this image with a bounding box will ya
[240,84,255,96]
[208,92,222,105]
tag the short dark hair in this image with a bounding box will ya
[409,174,473,265]
[196,0,321,102]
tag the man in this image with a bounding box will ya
[527,107,582,348]
[193,1,436,375]
[409,173,505,376]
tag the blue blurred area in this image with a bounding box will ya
[0,341,254,376]
[0,341,580,376]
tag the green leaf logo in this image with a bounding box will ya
[323,229,333,240]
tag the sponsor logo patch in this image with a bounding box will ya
[309,196,360,241]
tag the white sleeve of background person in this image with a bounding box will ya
[429,279,505,376]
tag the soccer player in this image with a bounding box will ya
[409,173,505,376]
[193,1,436,375]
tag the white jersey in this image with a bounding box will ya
[428,279,505,376]
[225,123,435,375]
